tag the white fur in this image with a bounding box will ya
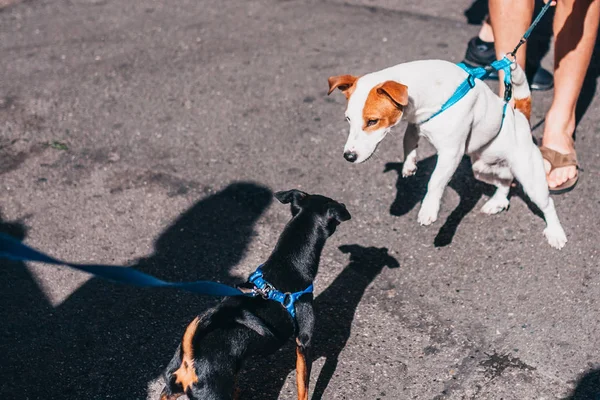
[342,59,566,249]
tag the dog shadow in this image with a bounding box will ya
[566,367,600,400]
[384,156,544,247]
[384,156,494,247]
[239,244,400,399]
[0,182,272,399]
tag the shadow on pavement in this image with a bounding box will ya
[384,156,493,247]
[384,156,545,248]
[566,368,600,400]
[0,182,272,399]
[239,244,399,400]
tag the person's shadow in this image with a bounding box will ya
[566,368,600,400]
[239,244,399,399]
[0,182,272,399]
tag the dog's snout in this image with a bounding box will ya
[343,151,358,163]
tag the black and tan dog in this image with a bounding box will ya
[160,189,351,400]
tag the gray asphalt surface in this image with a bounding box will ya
[1,0,599,399]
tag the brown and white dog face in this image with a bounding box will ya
[328,74,408,163]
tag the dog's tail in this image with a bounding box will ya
[510,62,531,121]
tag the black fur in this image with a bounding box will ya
[161,190,350,400]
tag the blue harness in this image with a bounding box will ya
[418,56,513,125]
[248,267,313,319]
[416,0,554,126]
[0,233,312,321]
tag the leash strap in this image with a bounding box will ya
[510,0,554,58]
[0,233,248,297]
[0,233,313,319]
[418,1,554,125]
[248,267,313,319]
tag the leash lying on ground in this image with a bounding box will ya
[0,233,312,319]
[419,0,554,125]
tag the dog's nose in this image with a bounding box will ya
[343,151,358,162]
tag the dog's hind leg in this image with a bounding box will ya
[160,346,185,400]
[402,123,420,177]
[471,158,513,215]
[508,142,567,249]
[481,183,511,215]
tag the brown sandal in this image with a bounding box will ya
[539,146,579,194]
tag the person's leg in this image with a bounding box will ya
[542,0,600,189]
[465,6,553,90]
[480,18,495,42]
[488,0,536,96]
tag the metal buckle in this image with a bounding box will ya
[253,283,274,299]
[505,52,518,64]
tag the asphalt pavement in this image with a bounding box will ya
[1,0,599,399]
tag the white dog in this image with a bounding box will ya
[328,60,567,249]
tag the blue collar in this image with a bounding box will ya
[247,266,313,320]
[418,57,513,125]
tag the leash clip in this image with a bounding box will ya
[253,282,274,299]
[503,82,513,103]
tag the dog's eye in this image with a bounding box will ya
[366,119,379,127]
[345,116,350,123]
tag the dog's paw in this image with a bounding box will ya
[481,196,510,215]
[402,161,417,178]
[417,202,439,226]
[544,225,567,249]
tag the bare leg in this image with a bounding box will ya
[479,17,495,42]
[488,0,535,96]
[542,0,600,189]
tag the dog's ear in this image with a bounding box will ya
[327,75,359,98]
[275,189,308,216]
[275,189,307,205]
[377,81,409,108]
[327,201,351,223]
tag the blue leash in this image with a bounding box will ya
[0,233,312,319]
[419,1,554,125]
[511,0,554,58]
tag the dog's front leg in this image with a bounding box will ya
[402,123,420,177]
[418,146,464,225]
[294,301,314,400]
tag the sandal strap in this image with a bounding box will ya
[539,146,578,172]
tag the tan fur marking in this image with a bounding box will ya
[515,97,531,121]
[296,346,309,400]
[173,316,200,392]
[160,393,183,400]
[362,83,407,133]
[327,75,359,99]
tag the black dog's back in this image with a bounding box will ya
[162,298,291,400]
[161,190,350,400]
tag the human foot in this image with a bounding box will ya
[540,130,578,193]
